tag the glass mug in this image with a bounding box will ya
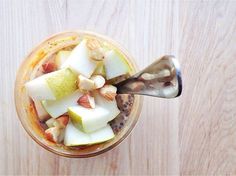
[14,31,143,157]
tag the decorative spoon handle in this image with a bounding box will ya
[115,55,182,98]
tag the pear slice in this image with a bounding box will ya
[25,76,55,100]
[55,50,71,68]
[89,124,114,144]
[94,92,120,121]
[61,39,97,78]
[64,122,114,146]
[93,61,106,77]
[68,106,110,133]
[42,90,82,118]
[68,92,120,133]
[25,68,77,100]
[104,50,131,80]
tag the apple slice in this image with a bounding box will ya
[64,122,114,146]
[25,68,77,100]
[104,50,131,80]
[68,106,110,133]
[61,39,97,78]
[42,90,82,118]
[32,99,50,122]
[55,50,71,68]
[94,92,120,121]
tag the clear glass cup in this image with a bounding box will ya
[14,31,143,157]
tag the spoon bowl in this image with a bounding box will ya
[115,55,182,98]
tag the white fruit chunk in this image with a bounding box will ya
[25,68,77,100]
[42,90,82,118]
[33,99,49,121]
[91,75,105,89]
[25,76,55,100]
[61,39,97,78]
[55,50,71,68]
[68,106,110,133]
[104,50,130,80]
[89,124,114,144]
[64,122,114,146]
[94,92,120,121]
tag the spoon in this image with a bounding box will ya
[115,55,182,98]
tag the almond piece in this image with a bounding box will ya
[45,127,62,143]
[45,118,57,128]
[78,75,95,91]
[57,115,69,127]
[87,39,105,61]
[99,85,117,101]
[91,75,105,89]
[77,93,95,108]
[87,38,101,50]
[42,61,57,73]
[46,116,69,128]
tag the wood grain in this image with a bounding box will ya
[0,0,235,175]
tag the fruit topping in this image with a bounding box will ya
[91,75,105,89]
[99,85,117,101]
[77,93,95,109]
[87,38,105,61]
[77,75,95,91]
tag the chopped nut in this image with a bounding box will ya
[57,116,69,127]
[45,127,62,143]
[87,38,101,50]
[42,61,57,73]
[46,116,69,128]
[45,118,57,128]
[87,39,105,61]
[77,93,95,108]
[78,75,95,91]
[99,85,117,101]
[91,75,105,89]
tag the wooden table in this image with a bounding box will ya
[1,0,236,175]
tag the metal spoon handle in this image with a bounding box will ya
[115,55,182,98]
